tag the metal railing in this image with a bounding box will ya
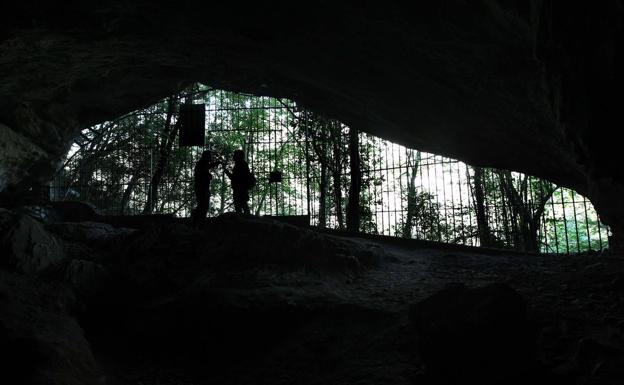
[50,88,610,253]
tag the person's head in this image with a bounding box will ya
[233,149,245,163]
[201,150,212,161]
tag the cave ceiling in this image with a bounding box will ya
[1,1,622,233]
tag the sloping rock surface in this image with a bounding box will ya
[1,213,624,384]
[0,208,65,274]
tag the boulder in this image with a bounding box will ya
[12,202,100,223]
[0,270,103,385]
[572,337,624,383]
[409,283,536,384]
[118,214,383,294]
[46,221,135,245]
[0,208,65,274]
[63,259,110,298]
[48,201,99,222]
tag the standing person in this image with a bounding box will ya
[192,150,221,224]
[224,149,255,214]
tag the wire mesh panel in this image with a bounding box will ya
[201,91,310,217]
[50,85,610,254]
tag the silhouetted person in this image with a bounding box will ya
[224,149,255,214]
[192,150,221,223]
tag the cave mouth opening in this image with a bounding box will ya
[44,83,609,254]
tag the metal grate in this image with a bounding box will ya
[50,87,610,253]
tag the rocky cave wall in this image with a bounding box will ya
[0,1,622,242]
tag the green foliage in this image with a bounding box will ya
[395,189,448,241]
[54,83,609,254]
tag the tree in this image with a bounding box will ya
[296,109,347,228]
[401,149,421,238]
[55,83,603,254]
[495,171,557,252]
[346,126,361,232]
[471,167,494,247]
[143,94,181,214]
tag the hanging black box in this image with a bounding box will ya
[179,104,205,146]
[269,170,283,183]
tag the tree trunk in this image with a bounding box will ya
[402,150,420,238]
[330,122,344,229]
[521,182,556,253]
[346,126,361,232]
[143,96,179,214]
[318,163,328,228]
[496,170,549,252]
[120,170,141,215]
[473,167,493,247]
[219,171,227,214]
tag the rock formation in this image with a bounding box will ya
[0,210,623,383]
[1,1,622,242]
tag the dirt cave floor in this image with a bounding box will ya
[3,211,624,385]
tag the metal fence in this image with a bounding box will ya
[50,88,610,253]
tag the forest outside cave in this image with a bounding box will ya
[49,84,610,254]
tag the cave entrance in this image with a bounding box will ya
[48,84,610,254]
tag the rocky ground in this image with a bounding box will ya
[2,207,624,384]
